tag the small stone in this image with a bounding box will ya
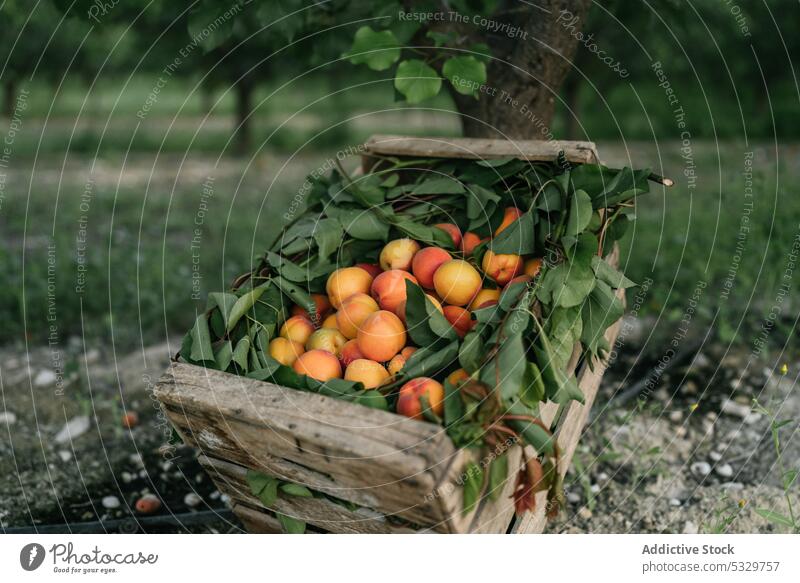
[54,416,90,444]
[101,495,120,509]
[590,483,600,494]
[721,482,744,491]
[715,463,734,479]
[669,410,683,423]
[184,493,202,508]
[57,450,72,462]
[709,451,722,462]
[744,412,761,425]
[128,453,144,467]
[691,461,711,477]
[220,493,231,505]
[578,507,593,520]
[121,471,134,484]
[694,353,711,369]
[160,460,173,471]
[567,491,581,504]
[721,399,751,419]
[138,469,148,478]
[682,380,698,395]
[0,412,17,425]
[682,520,699,534]
[676,426,688,438]
[195,474,204,484]
[597,472,609,482]
[34,369,57,386]
[209,491,220,500]
[669,498,682,507]
[159,473,170,482]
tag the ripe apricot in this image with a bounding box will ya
[397,377,444,419]
[411,246,451,289]
[387,354,407,375]
[434,223,462,248]
[433,259,482,306]
[494,206,523,236]
[280,315,315,345]
[482,250,524,286]
[269,337,305,366]
[507,274,532,287]
[321,313,339,329]
[326,266,374,309]
[461,232,486,256]
[293,349,342,382]
[469,288,501,310]
[446,368,470,387]
[524,257,543,279]
[121,411,139,429]
[291,293,332,326]
[336,293,379,339]
[442,305,474,338]
[344,359,390,389]
[371,270,418,313]
[355,262,382,279]
[305,328,347,357]
[401,346,417,359]
[357,310,406,362]
[379,238,420,271]
[340,339,366,367]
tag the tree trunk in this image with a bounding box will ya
[449,0,592,139]
[562,68,582,140]
[3,80,16,118]
[234,78,254,154]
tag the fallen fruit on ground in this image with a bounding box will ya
[397,377,444,419]
[293,349,342,381]
[135,494,162,515]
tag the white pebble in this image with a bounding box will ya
[184,493,202,507]
[669,498,682,507]
[121,471,134,484]
[101,495,120,509]
[721,399,751,419]
[34,369,57,387]
[669,410,683,422]
[715,463,734,479]
[682,520,698,534]
[0,412,17,425]
[57,450,72,463]
[691,461,711,477]
[709,451,722,462]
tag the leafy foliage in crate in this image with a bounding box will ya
[180,152,654,517]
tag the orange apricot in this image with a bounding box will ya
[344,359,390,389]
[371,270,418,313]
[524,257,543,279]
[387,354,407,376]
[336,293,379,339]
[434,223,462,248]
[461,232,486,256]
[290,293,332,326]
[469,288,501,310]
[442,305,474,338]
[279,315,315,345]
[397,377,444,419]
[321,313,339,329]
[379,238,420,271]
[355,262,382,279]
[411,246,451,289]
[356,310,407,362]
[305,328,347,357]
[293,349,342,382]
[494,207,523,236]
[326,267,373,309]
[340,339,366,367]
[482,250,524,286]
[269,337,305,367]
[446,368,470,387]
[433,259,482,306]
[401,346,417,360]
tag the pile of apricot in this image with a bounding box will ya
[267,211,542,420]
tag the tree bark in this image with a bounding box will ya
[562,66,582,139]
[234,77,254,154]
[448,0,592,139]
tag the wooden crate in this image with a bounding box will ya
[153,136,624,534]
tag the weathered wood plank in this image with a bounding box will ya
[154,363,461,529]
[200,454,418,534]
[231,503,284,534]
[363,135,599,165]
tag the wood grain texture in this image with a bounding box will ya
[363,135,599,165]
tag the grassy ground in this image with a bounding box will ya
[2,79,798,355]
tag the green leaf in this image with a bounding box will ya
[537,263,595,308]
[521,362,546,407]
[346,26,401,71]
[534,342,584,405]
[327,207,389,241]
[401,341,459,379]
[394,59,442,104]
[411,176,465,195]
[443,378,465,426]
[312,218,344,261]
[566,189,593,236]
[280,483,313,498]
[545,306,582,371]
[442,56,487,96]
[458,331,484,373]
[277,513,307,534]
[207,292,238,329]
[487,453,509,501]
[247,470,279,507]
[581,281,624,359]
[273,276,314,314]
[404,280,457,345]
[462,462,483,514]
[187,5,235,52]
[227,284,267,333]
[754,508,794,528]
[232,336,251,371]
[466,183,500,219]
[189,314,214,362]
[352,390,389,411]
[391,219,454,248]
[214,340,233,371]
[490,211,536,254]
[481,334,527,403]
[591,255,636,289]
